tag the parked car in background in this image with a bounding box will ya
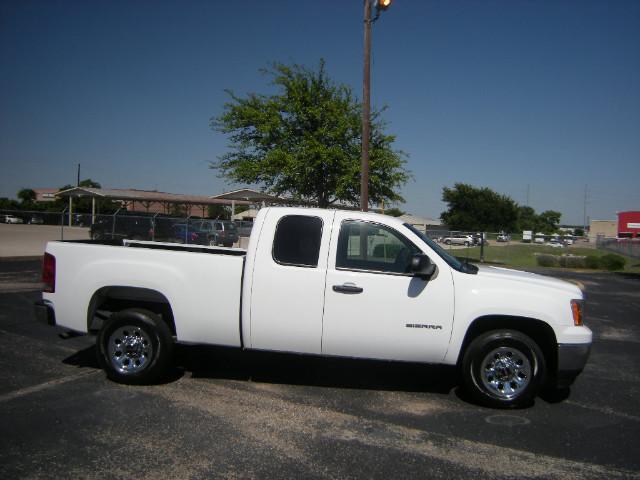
[90,212,179,241]
[548,239,565,248]
[534,235,546,244]
[3,214,24,224]
[171,222,211,245]
[192,220,239,247]
[27,215,44,225]
[234,220,254,237]
[496,233,511,242]
[563,236,574,246]
[441,235,473,246]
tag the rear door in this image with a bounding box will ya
[248,210,335,354]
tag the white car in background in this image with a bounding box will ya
[3,214,23,224]
[441,235,473,246]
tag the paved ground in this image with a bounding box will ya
[0,224,89,259]
[0,261,639,479]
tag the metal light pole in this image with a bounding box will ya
[361,0,391,212]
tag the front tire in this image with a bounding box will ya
[97,309,174,385]
[461,330,545,408]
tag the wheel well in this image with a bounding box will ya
[87,286,176,336]
[458,315,558,376]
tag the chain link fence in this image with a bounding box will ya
[596,236,640,259]
[0,209,254,248]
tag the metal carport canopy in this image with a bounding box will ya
[55,187,253,225]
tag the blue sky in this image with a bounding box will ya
[1,0,638,224]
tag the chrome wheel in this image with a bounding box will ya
[480,346,531,400]
[107,325,154,375]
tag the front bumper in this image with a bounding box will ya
[34,300,56,326]
[555,343,591,388]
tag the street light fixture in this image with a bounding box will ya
[361,0,392,212]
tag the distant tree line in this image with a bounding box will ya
[440,183,563,234]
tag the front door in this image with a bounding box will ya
[322,214,455,363]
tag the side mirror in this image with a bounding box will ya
[410,254,436,280]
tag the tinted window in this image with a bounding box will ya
[336,221,419,274]
[273,215,323,267]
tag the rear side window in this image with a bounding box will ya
[273,215,323,267]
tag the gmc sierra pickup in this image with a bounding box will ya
[35,207,591,408]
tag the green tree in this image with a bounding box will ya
[210,60,410,208]
[17,188,36,205]
[536,210,562,234]
[0,197,19,210]
[516,206,537,231]
[385,207,406,217]
[440,183,518,231]
[207,204,231,219]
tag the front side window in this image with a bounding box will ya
[336,221,420,274]
[273,215,323,267]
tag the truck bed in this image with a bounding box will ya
[43,240,246,347]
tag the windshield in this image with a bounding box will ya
[404,223,475,273]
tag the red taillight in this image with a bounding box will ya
[42,253,56,293]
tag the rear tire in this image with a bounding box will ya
[461,329,545,408]
[97,308,174,385]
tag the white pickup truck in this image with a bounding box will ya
[35,207,591,408]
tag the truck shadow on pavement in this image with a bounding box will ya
[178,345,457,395]
[62,344,457,395]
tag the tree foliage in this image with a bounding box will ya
[516,206,561,233]
[17,189,36,204]
[207,204,231,220]
[384,207,406,217]
[441,183,564,233]
[211,60,410,208]
[441,183,519,231]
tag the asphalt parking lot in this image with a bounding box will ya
[1,260,639,479]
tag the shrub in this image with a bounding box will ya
[599,254,626,271]
[560,255,586,268]
[536,254,559,267]
[584,256,600,269]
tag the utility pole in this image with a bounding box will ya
[360,0,372,212]
[583,185,588,233]
[77,163,81,187]
[361,0,391,212]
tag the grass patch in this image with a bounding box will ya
[451,244,640,272]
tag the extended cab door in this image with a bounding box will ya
[248,209,335,354]
[321,213,455,363]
